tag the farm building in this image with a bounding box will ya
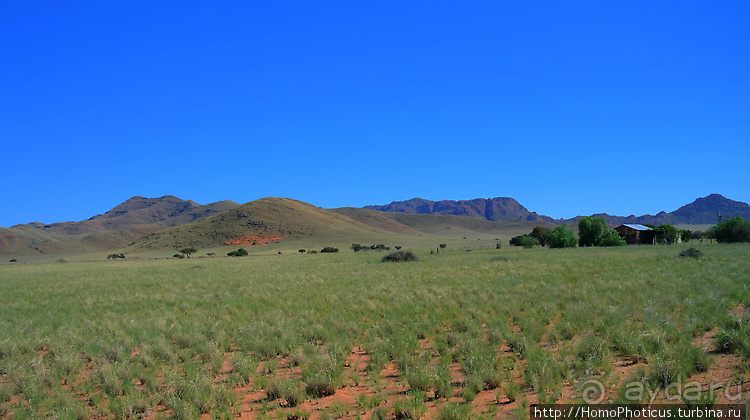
[615,224,653,245]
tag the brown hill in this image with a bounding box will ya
[132,197,416,250]
[0,196,239,256]
[334,207,556,237]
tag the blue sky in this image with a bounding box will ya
[2,1,748,227]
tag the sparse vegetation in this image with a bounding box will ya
[0,243,748,418]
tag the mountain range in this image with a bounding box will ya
[366,194,750,225]
[1,193,747,257]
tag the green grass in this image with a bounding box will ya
[0,243,748,417]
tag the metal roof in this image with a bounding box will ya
[621,224,651,231]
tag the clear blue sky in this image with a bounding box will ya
[2,1,748,227]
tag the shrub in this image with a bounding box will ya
[267,378,305,407]
[107,253,125,260]
[509,235,540,248]
[320,247,339,253]
[679,248,703,258]
[708,216,750,243]
[298,249,306,253]
[382,251,418,262]
[351,244,363,252]
[437,402,472,420]
[227,248,248,257]
[546,225,578,248]
[600,229,626,246]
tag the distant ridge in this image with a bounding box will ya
[556,194,750,225]
[366,194,750,226]
[3,193,748,257]
[365,197,554,223]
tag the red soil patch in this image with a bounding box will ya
[225,235,282,246]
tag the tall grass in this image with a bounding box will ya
[0,243,748,416]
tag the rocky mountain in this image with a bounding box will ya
[366,194,749,227]
[365,197,554,223]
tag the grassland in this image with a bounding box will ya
[1,243,749,419]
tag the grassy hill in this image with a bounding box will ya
[0,196,238,257]
[131,197,421,252]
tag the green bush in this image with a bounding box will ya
[546,225,578,248]
[679,248,703,258]
[226,248,248,257]
[578,216,624,247]
[320,247,339,253]
[529,226,549,246]
[382,251,418,262]
[651,225,679,245]
[708,216,750,243]
[600,229,626,247]
[509,235,540,248]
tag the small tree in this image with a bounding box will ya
[320,247,339,253]
[298,249,306,254]
[546,225,577,248]
[650,225,679,245]
[439,244,447,249]
[180,247,197,258]
[529,226,549,247]
[680,230,692,243]
[578,216,608,247]
[351,244,364,252]
[578,216,624,247]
